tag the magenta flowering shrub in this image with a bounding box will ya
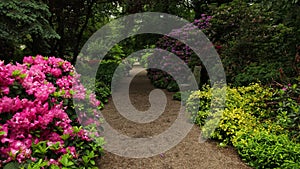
[0,55,103,168]
[147,14,213,90]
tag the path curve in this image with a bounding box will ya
[98,65,251,169]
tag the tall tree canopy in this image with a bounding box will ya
[0,0,299,79]
[0,0,59,62]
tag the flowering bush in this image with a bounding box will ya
[147,14,213,91]
[0,55,103,168]
[271,82,300,142]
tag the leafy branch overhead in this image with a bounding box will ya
[0,0,60,42]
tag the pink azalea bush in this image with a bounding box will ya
[0,55,103,168]
[147,14,213,89]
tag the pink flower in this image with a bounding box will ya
[34,83,56,102]
[32,55,48,65]
[90,93,101,107]
[67,146,77,158]
[23,56,34,64]
[63,127,73,136]
[50,68,62,77]
[49,158,59,165]
[56,75,74,89]
[73,84,86,100]
[61,61,73,72]
[82,118,96,126]
[0,86,10,95]
[0,55,102,164]
[48,57,63,68]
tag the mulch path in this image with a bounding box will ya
[98,65,251,169]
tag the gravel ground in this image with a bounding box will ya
[98,65,251,169]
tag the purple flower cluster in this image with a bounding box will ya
[147,14,212,84]
[0,55,101,167]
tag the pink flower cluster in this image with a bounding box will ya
[148,14,212,84]
[0,55,101,167]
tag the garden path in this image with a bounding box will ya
[98,64,251,169]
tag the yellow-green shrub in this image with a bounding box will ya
[186,83,300,168]
[186,83,274,144]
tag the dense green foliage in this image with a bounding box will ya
[0,0,59,62]
[207,0,300,85]
[186,83,300,168]
[234,131,300,168]
[95,60,127,103]
[0,0,117,63]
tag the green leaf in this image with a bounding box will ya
[12,70,21,77]
[61,134,70,140]
[0,131,6,136]
[4,162,20,169]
